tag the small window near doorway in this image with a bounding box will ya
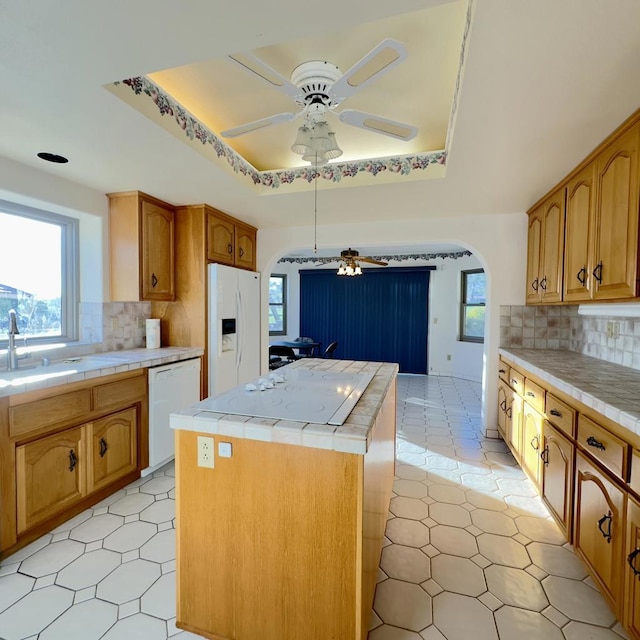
[269,274,287,336]
[460,269,485,343]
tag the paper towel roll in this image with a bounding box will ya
[146,318,161,349]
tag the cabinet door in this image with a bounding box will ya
[87,408,138,493]
[539,188,566,303]
[141,200,175,301]
[592,123,640,300]
[497,380,509,440]
[541,421,574,539]
[564,164,595,302]
[526,208,543,304]
[509,393,524,463]
[522,403,542,488]
[207,212,235,265]
[626,497,640,638]
[16,426,86,533]
[574,452,625,614]
[234,222,256,271]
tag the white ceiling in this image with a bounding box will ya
[1,0,640,235]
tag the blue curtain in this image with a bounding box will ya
[299,266,433,373]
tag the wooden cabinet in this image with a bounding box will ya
[522,403,543,488]
[625,497,640,639]
[541,421,574,539]
[574,451,625,615]
[497,379,510,440]
[0,369,148,558]
[592,122,640,300]
[525,187,565,304]
[16,426,86,534]
[108,191,176,302]
[207,208,257,271]
[87,408,137,493]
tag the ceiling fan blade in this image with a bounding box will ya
[359,256,388,266]
[228,52,302,102]
[221,112,296,138]
[329,39,407,102]
[338,109,417,141]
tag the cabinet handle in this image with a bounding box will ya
[499,368,506,374]
[586,435,606,451]
[506,406,512,418]
[151,273,158,288]
[500,399,507,412]
[227,243,233,254]
[511,378,518,385]
[628,548,640,579]
[549,409,562,417]
[531,278,539,292]
[99,438,108,458]
[530,435,539,451]
[239,247,244,258]
[540,446,549,465]
[69,449,77,472]
[577,266,587,286]
[597,511,612,543]
[539,276,547,291]
[593,261,603,283]
[526,391,536,397]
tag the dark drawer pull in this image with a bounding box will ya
[500,399,507,412]
[539,276,547,291]
[577,266,587,286]
[586,435,606,451]
[69,449,77,472]
[499,369,506,374]
[526,391,536,397]
[597,511,612,543]
[530,435,539,451]
[506,406,512,419]
[540,446,549,465]
[628,548,640,579]
[227,243,233,254]
[593,261,603,283]
[99,437,108,458]
[549,409,562,417]
[531,278,539,292]
[239,247,244,258]
[511,378,519,385]
[151,273,158,288]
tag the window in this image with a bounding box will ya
[0,200,79,345]
[268,274,287,336]
[460,269,486,343]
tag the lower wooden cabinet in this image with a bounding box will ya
[626,497,640,637]
[16,426,86,534]
[574,452,625,615]
[497,380,510,440]
[540,421,574,539]
[87,408,138,493]
[522,403,543,489]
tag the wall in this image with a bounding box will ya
[271,253,485,383]
[258,212,528,437]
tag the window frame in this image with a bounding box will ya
[268,273,287,336]
[0,199,79,346]
[460,268,486,344]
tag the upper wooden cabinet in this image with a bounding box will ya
[207,208,257,271]
[527,112,640,305]
[526,187,566,304]
[108,191,176,302]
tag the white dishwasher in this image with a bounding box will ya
[144,358,201,476]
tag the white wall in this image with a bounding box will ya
[269,253,485,382]
[258,212,528,436]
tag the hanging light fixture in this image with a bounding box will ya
[291,103,343,166]
[336,256,363,276]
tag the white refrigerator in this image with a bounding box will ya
[208,264,261,397]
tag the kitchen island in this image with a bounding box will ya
[170,357,398,640]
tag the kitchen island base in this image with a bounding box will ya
[174,361,396,640]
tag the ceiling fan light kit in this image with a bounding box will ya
[336,248,388,276]
[223,39,418,166]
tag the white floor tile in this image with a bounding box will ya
[97,558,161,604]
[101,612,166,639]
[39,598,118,640]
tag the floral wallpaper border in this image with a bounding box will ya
[278,250,472,264]
[115,76,447,190]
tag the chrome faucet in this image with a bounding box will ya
[7,309,30,371]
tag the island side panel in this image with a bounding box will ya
[360,377,397,637]
[175,431,363,640]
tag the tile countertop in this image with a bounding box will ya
[0,346,204,398]
[170,358,399,455]
[500,348,640,438]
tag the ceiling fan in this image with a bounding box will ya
[336,248,388,276]
[221,39,418,158]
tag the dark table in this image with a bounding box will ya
[270,340,322,357]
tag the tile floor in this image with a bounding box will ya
[0,374,629,639]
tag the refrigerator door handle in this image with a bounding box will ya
[236,288,243,370]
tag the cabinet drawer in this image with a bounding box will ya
[509,369,524,395]
[10,389,92,439]
[631,449,640,495]
[498,361,510,384]
[93,375,146,411]
[524,379,545,413]
[577,415,629,481]
[545,393,576,439]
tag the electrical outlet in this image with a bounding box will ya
[197,436,215,468]
[218,442,232,458]
[606,321,620,339]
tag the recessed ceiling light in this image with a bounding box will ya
[37,152,69,164]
